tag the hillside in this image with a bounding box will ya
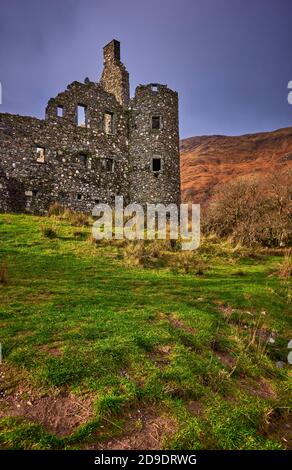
[180,126,292,204]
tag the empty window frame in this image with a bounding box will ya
[101,157,115,172]
[36,146,45,163]
[151,156,162,172]
[57,105,64,117]
[76,193,83,201]
[25,189,38,197]
[104,112,115,134]
[77,105,87,127]
[151,115,162,130]
[78,154,87,167]
[151,84,159,92]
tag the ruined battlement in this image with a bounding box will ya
[0,40,180,214]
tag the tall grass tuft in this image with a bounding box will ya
[41,225,57,239]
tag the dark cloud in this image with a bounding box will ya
[0,0,292,138]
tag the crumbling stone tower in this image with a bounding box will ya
[129,84,180,206]
[0,39,180,213]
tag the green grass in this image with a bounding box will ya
[0,214,291,450]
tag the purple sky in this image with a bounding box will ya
[0,0,292,138]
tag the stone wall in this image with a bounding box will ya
[0,40,180,215]
[0,81,129,214]
[100,39,130,107]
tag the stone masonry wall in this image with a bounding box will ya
[0,40,180,215]
[129,84,180,207]
[100,40,130,107]
[0,80,129,214]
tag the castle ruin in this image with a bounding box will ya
[0,40,180,214]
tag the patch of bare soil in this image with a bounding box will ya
[216,352,237,369]
[214,301,236,319]
[0,391,94,436]
[186,400,203,416]
[92,408,177,450]
[148,345,172,370]
[239,378,277,400]
[25,290,53,303]
[263,410,292,450]
[39,342,64,357]
[0,364,93,436]
[168,314,197,335]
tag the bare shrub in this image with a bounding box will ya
[203,168,292,247]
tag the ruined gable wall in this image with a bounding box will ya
[0,81,130,213]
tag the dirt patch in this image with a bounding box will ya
[24,290,53,303]
[216,352,237,369]
[239,378,277,400]
[215,301,236,319]
[148,345,172,370]
[91,408,177,450]
[0,364,93,436]
[14,330,34,339]
[0,390,94,436]
[186,400,203,416]
[263,410,292,450]
[168,315,197,335]
[39,342,64,357]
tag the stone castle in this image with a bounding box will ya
[0,40,180,214]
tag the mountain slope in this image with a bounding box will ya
[180,126,292,204]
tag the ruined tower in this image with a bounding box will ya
[0,40,180,214]
[128,84,180,206]
[100,39,130,106]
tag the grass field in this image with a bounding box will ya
[0,213,291,450]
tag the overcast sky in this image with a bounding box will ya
[0,0,292,138]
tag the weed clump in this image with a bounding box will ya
[65,210,91,227]
[48,202,64,217]
[123,240,147,266]
[277,249,292,279]
[41,225,57,239]
[173,251,207,274]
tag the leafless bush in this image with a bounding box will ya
[203,168,292,247]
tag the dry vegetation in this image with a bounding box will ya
[203,168,292,248]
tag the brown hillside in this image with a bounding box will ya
[180,126,292,204]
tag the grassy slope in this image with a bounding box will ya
[0,214,291,450]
